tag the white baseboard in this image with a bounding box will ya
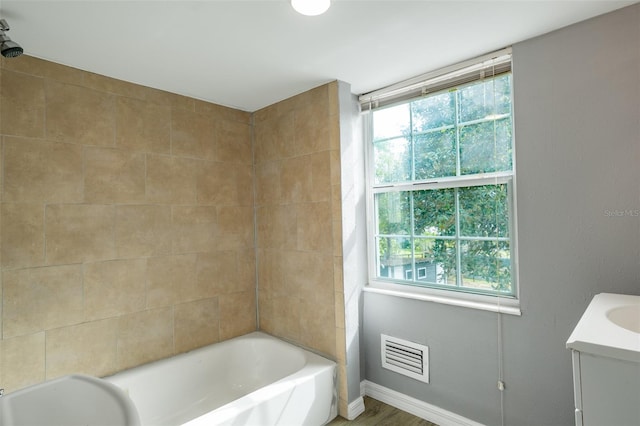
[362,380,485,426]
[347,396,365,420]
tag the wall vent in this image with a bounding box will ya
[381,334,429,383]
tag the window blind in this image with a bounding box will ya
[359,47,512,110]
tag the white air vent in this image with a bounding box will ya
[381,334,429,383]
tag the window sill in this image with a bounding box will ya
[364,281,522,316]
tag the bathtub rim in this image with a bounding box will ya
[105,331,336,382]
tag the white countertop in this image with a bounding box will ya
[566,293,640,363]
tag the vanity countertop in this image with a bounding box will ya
[566,293,640,363]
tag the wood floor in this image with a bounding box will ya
[328,397,438,426]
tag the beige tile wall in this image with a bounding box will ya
[0,56,256,393]
[0,56,350,416]
[253,83,348,415]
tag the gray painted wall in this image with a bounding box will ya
[337,80,368,405]
[362,4,640,425]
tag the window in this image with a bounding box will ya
[362,49,518,307]
[417,267,427,280]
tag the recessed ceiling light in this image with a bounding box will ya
[291,0,331,16]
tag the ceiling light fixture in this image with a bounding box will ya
[291,0,331,16]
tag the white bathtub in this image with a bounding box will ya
[105,332,338,426]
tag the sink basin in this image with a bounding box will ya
[607,304,640,333]
[0,374,140,426]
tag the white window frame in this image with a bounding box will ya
[361,49,521,316]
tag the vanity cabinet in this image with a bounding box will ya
[570,349,640,426]
[566,293,640,426]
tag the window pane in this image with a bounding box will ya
[376,236,412,280]
[373,137,411,184]
[411,92,455,132]
[459,117,512,175]
[460,240,511,293]
[413,189,456,236]
[414,238,457,286]
[373,103,410,140]
[413,129,456,179]
[458,76,511,123]
[376,192,411,235]
[459,184,509,238]
[493,74,512,116]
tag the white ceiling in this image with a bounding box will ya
[1,1,636,112]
